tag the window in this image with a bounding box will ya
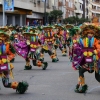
[80,3,83,10]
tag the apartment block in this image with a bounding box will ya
[66,0,75,18]
[85,0,100,21]
[58,0,66,19]
[58,0,75,19]
[74,0,83,18]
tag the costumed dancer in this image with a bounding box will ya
[71,24,100,93]
[39,26,59,62]
[0,30,28,94]
[54,24,67,56]
[1,27,16,63]
[13,27,48,70]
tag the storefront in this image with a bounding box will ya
[26,12,43,26]
[0,5,32,26]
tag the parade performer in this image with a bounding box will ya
[64,24,75,58]
[0,30,28,94]
[0,27,16,63]
[71,24,100,93]
[53,24,67,56]
[13,27,48,70]
[39,26,59,62]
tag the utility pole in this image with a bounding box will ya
[2,0,5,27]
[44,0,46,25]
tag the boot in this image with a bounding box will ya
[11,81,29,94]
[51,54,58,62]
[75,77,88,93]
[42,62,48,70]
[24,61,32,70]
[75,84,88,93]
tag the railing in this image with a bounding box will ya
[91,8,100,13]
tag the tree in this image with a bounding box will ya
[63,16,79,25]
[49,10,63,23]
[63,16,90,25]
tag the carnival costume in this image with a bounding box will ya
[13,27,48,70]
[39,26,59,62]
[0,30,28,94]
[4,26,16,63]
[71,24,100,93]
[53,24,67,56]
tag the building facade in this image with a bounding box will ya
[0,0,33,26]
[74,0,83,18]
[0,0,54,26]
[26,0,54,25]
[66,0,75,18]
[58,0,75,19]
[85,0,100,21]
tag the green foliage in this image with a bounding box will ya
[63,16,90,25]
[49,10,63,22]
[45,12,49,16]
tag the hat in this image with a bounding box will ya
[54,24,64,30]
[43,25,53,30]
[0,27,8,32]
[65,24,74,29]
[81,24,100,37]
[0,30,9,40]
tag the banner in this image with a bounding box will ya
[4,0,14,11]
[42,0,45,2]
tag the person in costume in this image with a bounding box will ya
[13,27,48,70]
[53,24,67,56]
[0,30,28,94]
[39,26,59,62]
[0,27,16,63]
[71,24,100,93]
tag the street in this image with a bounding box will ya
[0,50,100,100]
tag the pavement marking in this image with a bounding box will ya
[88,86,100,93]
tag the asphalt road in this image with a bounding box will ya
[0,50,100,100]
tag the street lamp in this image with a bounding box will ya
[44,0,46,25]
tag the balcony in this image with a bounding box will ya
[75,0,83,4]
[74,10,83,14]
[91,1,100,7]
[91,8,100,14]
[79,0,83,4]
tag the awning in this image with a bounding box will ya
[0,5,32,15]
[27,13,43,19]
